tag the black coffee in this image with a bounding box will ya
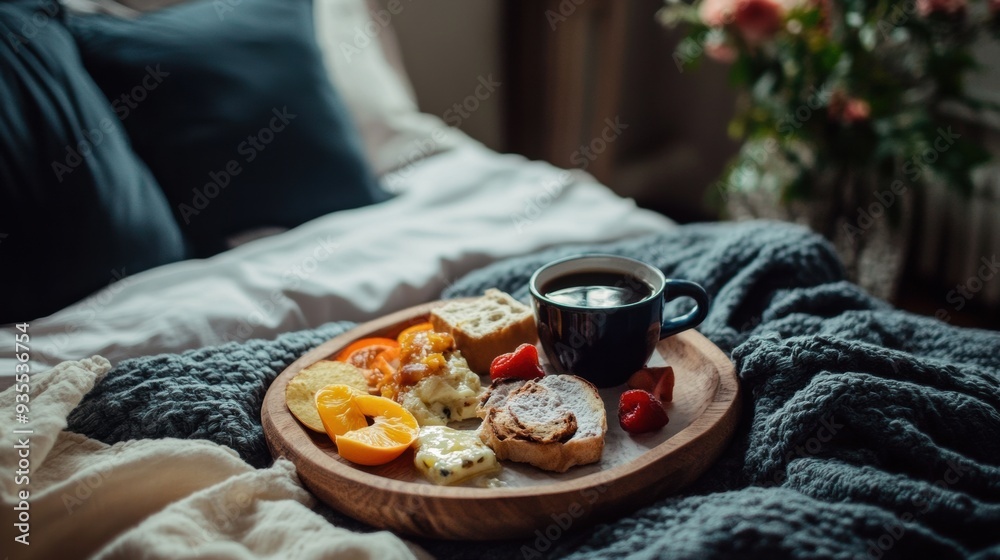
[542,271,653,308]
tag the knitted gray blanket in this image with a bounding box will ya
[67,221,1000,559]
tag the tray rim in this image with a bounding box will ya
[261,299,741,532]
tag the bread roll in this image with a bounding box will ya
[430,289,537,374]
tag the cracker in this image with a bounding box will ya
[286,361,368,432]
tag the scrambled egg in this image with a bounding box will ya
[400,352,482,425]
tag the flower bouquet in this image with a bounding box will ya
[660,0,999,298]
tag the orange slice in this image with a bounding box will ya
[397,322,434,343]
[315,384,367,438]
[336,337,401,388]
[336,338,400,369]
[335,394,418,466]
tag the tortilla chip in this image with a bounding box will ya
[286,361,369,432]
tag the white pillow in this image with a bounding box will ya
[314,0,468,178]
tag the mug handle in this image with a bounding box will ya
[659,280,710,339]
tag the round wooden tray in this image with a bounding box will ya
[261,300,741,540]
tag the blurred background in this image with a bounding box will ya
[383,0,1000,330]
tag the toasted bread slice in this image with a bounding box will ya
[477,377,528,418]
[479,375,606,472]
[430,289,537,374]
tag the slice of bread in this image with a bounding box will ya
[477,377,527,418]
[479,375,606,473]
[430,289,537,374]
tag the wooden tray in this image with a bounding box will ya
[262,300,740,540]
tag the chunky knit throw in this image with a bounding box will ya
[67,221,1000,559]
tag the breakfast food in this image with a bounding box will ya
[400,353,481,426]
[286,361,370,432]
[335,394,419,466]
[290,285,681,481]
[477,377,528,418]
[618,389,669,434]
[489,343,545,381]
[376,323,483,425]
[414,426,500,485]
[478,375,607,473]
[627,366,675,402]
[430,289,537,374]
[336,337,400,386]
[315,384,367,438]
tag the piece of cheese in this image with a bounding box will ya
[414,426,500,485]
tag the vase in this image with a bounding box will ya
[725,167,914,302]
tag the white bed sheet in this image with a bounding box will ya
[0,143,674,379]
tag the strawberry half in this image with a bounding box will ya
[618,389,669,434]
[489,343,545,381]
[627,366,675,403]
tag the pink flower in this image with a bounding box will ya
[734,0,785,43]
[704,37,738,63]
[842,99,871,123]
[699,0,804,44]
[829,93,871,125]
[916,0,966,17]
[699,0,738,27]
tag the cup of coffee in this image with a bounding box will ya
[529,254,710,388]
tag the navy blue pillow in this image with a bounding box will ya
[0,2,187,323]
[67,0,388,256]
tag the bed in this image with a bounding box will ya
[1,1,998,559]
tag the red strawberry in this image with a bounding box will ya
[627,366,675,403]
[618,389,669,434]
[489,343,545,381]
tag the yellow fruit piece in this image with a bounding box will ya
[336,394,419,466]
[315,384,367,438]
[286,361,369,432]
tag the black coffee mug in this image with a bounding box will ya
[529,254,710,388]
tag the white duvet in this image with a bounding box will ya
[1,142,673,379]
